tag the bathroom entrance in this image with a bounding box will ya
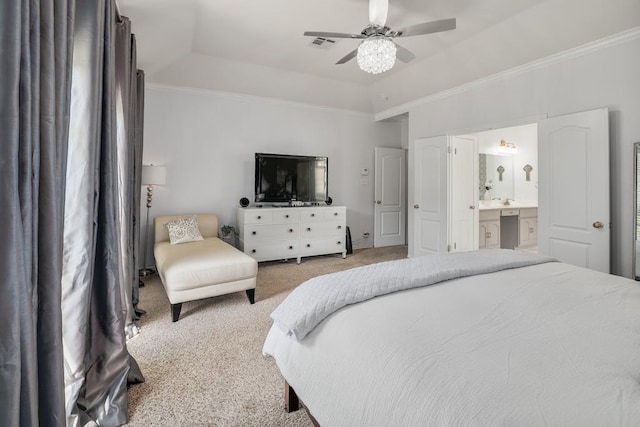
[449,122,539,252]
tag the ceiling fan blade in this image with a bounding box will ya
[394,18,456,37]
[369,0,389,27]
[336,48,359,65]
[394,44,416,63]
[304,31,365,39]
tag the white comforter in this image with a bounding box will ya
[271,249,556,340]
[263,253,640,426]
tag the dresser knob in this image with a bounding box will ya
[289,246,293,250]
[251,249,256,253]
[337,241,341,245]
[306,227,311,231]
[257,216,261,220]
[334,212,338,216]
[306,244,311,248]
[288,229,293,233]
[337,225,342,229]
[285,214,289,218]
[311,213,315,217]
[252,231,256,235]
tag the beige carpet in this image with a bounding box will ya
[126,245,407,426]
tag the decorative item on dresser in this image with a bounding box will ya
[238,206,347,263]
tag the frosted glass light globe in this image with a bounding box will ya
[357,38,396,74]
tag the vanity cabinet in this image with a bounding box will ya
[479,210,501,249]
[479,207,538,250]
[518,208,538,248]
[238,206,347,263]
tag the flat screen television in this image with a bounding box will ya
[255,153,328,204]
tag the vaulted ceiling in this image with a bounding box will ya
[116,0,640,114]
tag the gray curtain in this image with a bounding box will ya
[62,0,143,425]
[1,1,144,424]
[0,1,74,425]
[132,68,146,319]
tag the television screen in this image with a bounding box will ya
[255,153,328,204]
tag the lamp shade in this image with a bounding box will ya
[142,165,166,185]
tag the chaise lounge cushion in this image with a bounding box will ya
[153,214,258,318]
[155,237,257,298]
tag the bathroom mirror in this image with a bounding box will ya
[479,153,514,201]
[634,142,640,280]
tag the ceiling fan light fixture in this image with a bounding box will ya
[357,38,396,74]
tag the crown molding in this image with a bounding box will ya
[145,83,375,119]
[375,26,640,121]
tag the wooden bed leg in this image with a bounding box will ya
[285,381,299,413]
[171,303,182,322]
[246,288,255,304]
[284,381,320,426]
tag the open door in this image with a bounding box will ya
[448,135,478,252]
[374,147,406,247]
[538,108,610,272]
[411,136,448,257]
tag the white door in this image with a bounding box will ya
[411,136,448,257]
[538,108,610,272]
[449,135,478,252]
[374,147,406,247]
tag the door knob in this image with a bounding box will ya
[376,200,382,204]
[413,204,419,209]
[469,205,476,210]
[592,221,604,229]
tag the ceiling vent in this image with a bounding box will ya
[310,37,337,49]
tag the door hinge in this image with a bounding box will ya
[447,244,451,252]
[448,146,452,154]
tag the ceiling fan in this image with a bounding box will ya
[304,0,456,74]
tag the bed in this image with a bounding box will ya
[262,249,640,426]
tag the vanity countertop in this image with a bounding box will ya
[478,200,538,211]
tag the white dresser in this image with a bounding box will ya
[237,206,347,263]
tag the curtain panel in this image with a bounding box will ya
[0,1,74,425]
[63,1,143,425]
[1,0,144,425]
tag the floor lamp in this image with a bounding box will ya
[140,164,166,276]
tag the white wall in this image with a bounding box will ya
[405,33,640,277]
[141,85,402,262]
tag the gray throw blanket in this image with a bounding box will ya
[271,249,557,340]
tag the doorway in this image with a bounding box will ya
[412,108,610,273]
[449,123,539,252]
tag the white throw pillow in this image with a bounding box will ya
[164,216,204,244]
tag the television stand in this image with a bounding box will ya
[237,206,347,263]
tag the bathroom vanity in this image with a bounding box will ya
[479,202,537,250]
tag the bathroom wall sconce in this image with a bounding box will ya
[497,139,518,155]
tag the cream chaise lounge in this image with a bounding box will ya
[154,214,258,322]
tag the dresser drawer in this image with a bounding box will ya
[244,240,298,262]
[299,209,323,222]
[272,210,300,223]
[323,209,346,221]
[244,224,299,240]
[300,236,345,256]
[243,211,273,225]
[300,221,345,237]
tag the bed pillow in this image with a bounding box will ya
[164,216,204,244]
